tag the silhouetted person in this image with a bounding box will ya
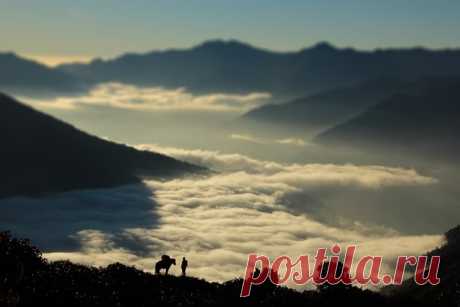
[181,257,188,276]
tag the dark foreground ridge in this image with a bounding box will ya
[1,229,458,307]
[0,93,205,199]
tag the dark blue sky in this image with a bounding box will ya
[1,0,459,64]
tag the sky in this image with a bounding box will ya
[1,0,460,65]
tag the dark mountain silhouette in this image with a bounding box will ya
[0,53,87,97]
[315,77,460,162]
[385,225,460,306]
[244,78,408,129]
[58,40,460,96]
[58,40,292,95]
[0,230,443,307]
[0,93,203,199]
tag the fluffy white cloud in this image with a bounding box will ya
[136,144,437,189]
[0,143,443,288]
[42,175,442,286]
[23,82,271,112]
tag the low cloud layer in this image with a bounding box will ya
[24,82,271,112]
[0,144,444,287]
[230,134,307,147]
[137,144,437,189]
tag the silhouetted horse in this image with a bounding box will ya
[155,255,176,275]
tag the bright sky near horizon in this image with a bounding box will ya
[1,0,460,66]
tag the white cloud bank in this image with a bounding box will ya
[229,134,307,147]
[137,144,437,189]
[24,82,271,112]
[13,145,438,288]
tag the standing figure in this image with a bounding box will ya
[181,257,188,276]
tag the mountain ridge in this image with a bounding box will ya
[315,77,460,162]
[0,92,203,199]
[55,40,460,96]
[3,40,460,97]
[243,77,409,130]
[0,52,88,97]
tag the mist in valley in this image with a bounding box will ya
[1,82,458,286]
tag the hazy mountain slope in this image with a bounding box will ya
[244,78,408,129]
[58,40,460,96]
[315,78,460,161]
[0,53,87,96]
[0,93,202,198]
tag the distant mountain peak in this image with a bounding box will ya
[0,52,37,64]
[309,41,337,51]
[194,39,257,51]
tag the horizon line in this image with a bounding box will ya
[4,38,460,67]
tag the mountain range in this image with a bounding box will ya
[244,77,409,130]
[2,40,460,164]
[315,77,460,162]
[3,40,460,98]
[54,40,460,96]
[0,52,87,97]
[0,93,202,199]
